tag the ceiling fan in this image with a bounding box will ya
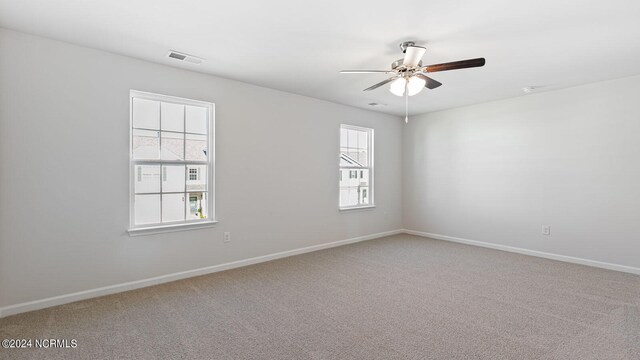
[340,41,485,123]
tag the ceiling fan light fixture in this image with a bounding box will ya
[407,76,426,96]
[389,78,407,96]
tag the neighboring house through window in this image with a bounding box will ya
[130,90,214,230]
[189,168,198,181]
[339,124,373,209]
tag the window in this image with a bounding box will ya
[339,125,373,209]
[129,90,215,231]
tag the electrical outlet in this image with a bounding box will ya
[223,232,231,243]
[542,225,551,236]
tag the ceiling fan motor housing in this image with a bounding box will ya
[392,59,423,71]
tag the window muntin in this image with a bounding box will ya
[339,125,373,209]
[130,91,214,229]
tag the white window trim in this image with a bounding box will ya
[128,220,218,236]
[128,90,216,235]
[339,124,375,211]
[338,205,376,212]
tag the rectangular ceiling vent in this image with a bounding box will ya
[167,50,205,65]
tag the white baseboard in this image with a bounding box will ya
[403,229,640,276]
[0,229,402,318]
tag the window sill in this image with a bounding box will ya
[339,205,376,212]
[128,220,218,237]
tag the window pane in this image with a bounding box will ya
[162,194,185,223]
[161,132,184,160]
[349,188,359,205]
[359,169,370,184]
[340,147,353,166]
[340,168,368,207]
[340,128,348,147]
[361,187,370,204]
[339,188,350,207]
[135,194,160,225]
[339,187,359,207]
[358,131,368,150]
[186,165,207,192]
[161,102,184,132]
[357,149,369,167]
[186,105,207,134]
[135,165,160,193]
[162,165,185,193]
[133,129,160,160]
[347,129,358,149]
[187,192,208,220]
[185,134,207,161]
[341,148,367,166]
[133,98,159,130]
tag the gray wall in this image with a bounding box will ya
[0,29,403,308]
[403,75,640,268]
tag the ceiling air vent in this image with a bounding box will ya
[167,50,205,65]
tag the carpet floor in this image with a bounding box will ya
[1,234,639,359]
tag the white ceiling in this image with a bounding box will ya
[2,0,640,116]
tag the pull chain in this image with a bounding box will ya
[404,80,409,123]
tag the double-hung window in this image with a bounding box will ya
[339,125,374,209]
[129,90,215,232]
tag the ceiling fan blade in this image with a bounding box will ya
[423,58,485,73]
[340,70,393,74]
[403,46,427,68]
[415,74,442,89]
[363,76,399,91]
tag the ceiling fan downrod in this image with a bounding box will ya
[399,41,416,54]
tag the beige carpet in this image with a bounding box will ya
[1,234,639,360]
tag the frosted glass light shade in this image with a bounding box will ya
[407,76,426,96]
[389,78,407,96]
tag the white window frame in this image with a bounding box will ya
[128,90,216,235]
[339,124,374,210]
